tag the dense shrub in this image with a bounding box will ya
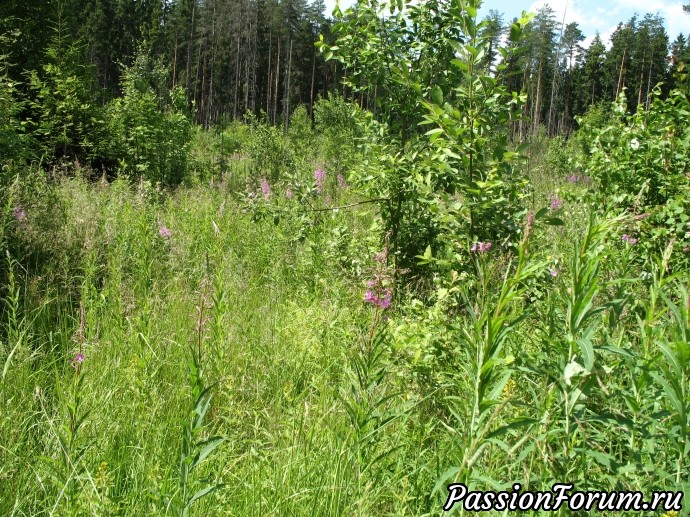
[313,95,363,174]
[0,76,30,172]
[244,112,295,182]
[27,43,107,166]
[577,88,690,260]
[107,54,192,186]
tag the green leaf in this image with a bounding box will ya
[450,59,468,72]
[433,466,461,497]
[185,484,226,508]
[485,417,537,440]
[534,207,549,219]
[190,436,225,471]
[431,85,443,105]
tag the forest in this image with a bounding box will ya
[1,0,690,514]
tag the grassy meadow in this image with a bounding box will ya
[2,111,689,516]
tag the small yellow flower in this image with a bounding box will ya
[95,461,111,489]
[502,378,517,400]
[662,511,678,517]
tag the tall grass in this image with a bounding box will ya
[1,122,688,515]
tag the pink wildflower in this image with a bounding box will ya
[314,169,326,193]
[261,177,271,200]
[159,226,172,238]
[622,234,638,246]
[364,287,392,309]
[471,241,492,253]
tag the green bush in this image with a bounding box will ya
[107,53,192,186]
[28,43,107,166]
[244,113,294,182]
[219,120,250,156]
[313,95,362,174]
[0,76,31,172]
[287,105,315,165]
[576,88,690,259]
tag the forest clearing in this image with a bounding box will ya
[1,0,690,514]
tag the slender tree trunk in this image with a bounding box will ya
[200,54,206,125]
[274,37,281,125]
[250,5,258,113]
[234,37,240,118]
[267,33,273,117]
[173,37,178,89]
[645,59,653,110]
[533,61,543,135]
[309,48,316,115]
[616,47,626,98]
[194,33,203,122]
[244,30,250,113]
[186,0,196,96]
[564,53,573,134]
[637,55,645,108]
[208,0,217,126]
[284,37,293,132]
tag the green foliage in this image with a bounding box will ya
[287,105,316,164]
[107,52,192,186]
[28,40,105,164]
[322,0,532,274]
[3,1,690,513]
[218,120,251,156]
[244,112,295,182]
[313,95,363,175]
[0,75,30,171]
[577,88,690,260]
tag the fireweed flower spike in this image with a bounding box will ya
[471,241,493,253]
[13,207,26,221]
[622,234,638,245]
[364,287,392,309]
[314,168,326,193]
[261,177,271,200]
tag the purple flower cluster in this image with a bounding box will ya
[261,177,271,200]
[622,234,638,245]
[364,282,392,309]
[550,269,559,277]
[159,226,172,238]
[314,169,326,193]
[13,207,26,221]
[549,196,562,210]
[365,242,393,310]
[471,241,493,253]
